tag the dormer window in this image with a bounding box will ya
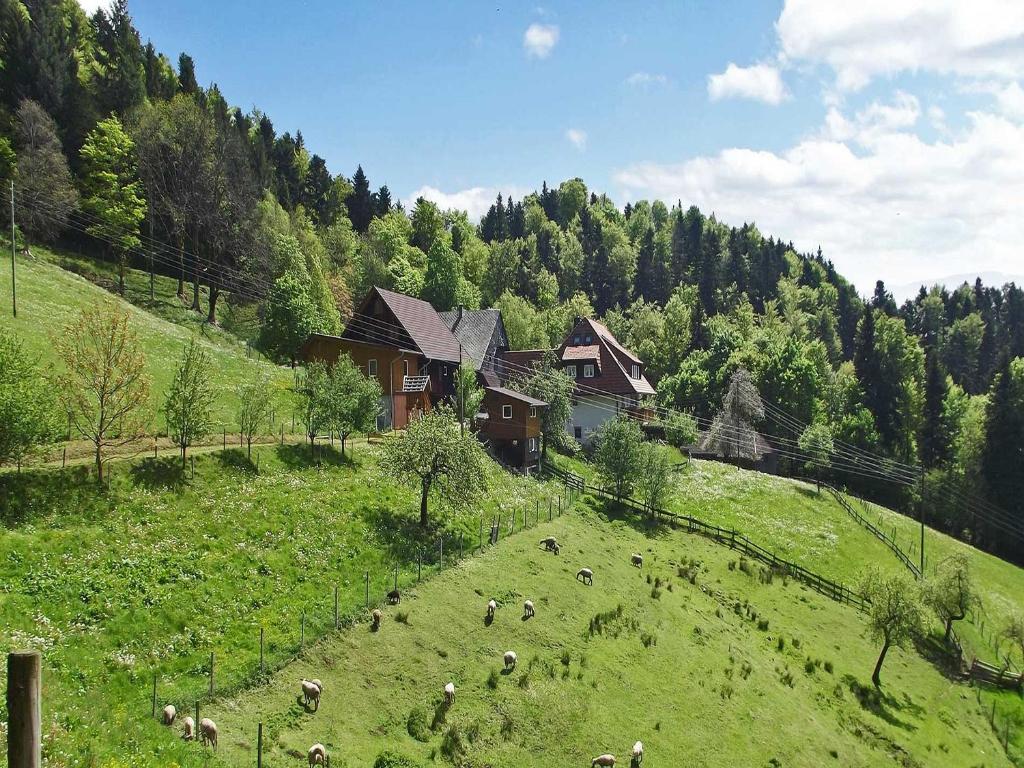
[573,335,581,344]
[565,365,577,378]
[584,334,592,344]
[583,364,595,378]
[631,363,640,379]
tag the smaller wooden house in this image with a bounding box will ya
[477,387,546,471]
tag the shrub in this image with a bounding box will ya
[395,610,410,624]
[561,650,571,666]
[804,658,816,675]
[777,637,786,651]
[375,750,424,768]
[824,660,834,674]
[486,668,500,689]
[518,672,530,689]
[757,619,770,632]
[441,725,466,762]
[407,707,430,742]
[650,586,662,600]
[792,637,801,649]
[740,661,753,680]
[641,632,657,648]
[500,712,515,740]
[739,557,754,576]
[721,682,734,699]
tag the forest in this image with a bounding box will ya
[1,0,1022,562]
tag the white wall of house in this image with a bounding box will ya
[569,397,614,444]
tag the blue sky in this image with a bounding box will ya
[104,1,1024,293]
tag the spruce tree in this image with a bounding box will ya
[921,349,949,468]
[177,52,199,95]
[92,0,145,115]
[348,164,373,233]
[981,357,1024,538]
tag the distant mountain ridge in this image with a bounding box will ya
[891,272,1024,303]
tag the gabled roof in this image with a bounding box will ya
[589,317,642,365]
[358,287,463,364]
[439,308,507,369]
[562,345,601,361]
[559,317,655,397]
[485,386,547,407]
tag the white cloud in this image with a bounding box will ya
[992,82,1024,120]
[405,185,531,222]
[776,0,1024,91]
[76,0,110,13]
[614,106,1024,290]
[626,72,668,88]
[565,128,587,151]
[523,23,559,59]
[707,63,789,105]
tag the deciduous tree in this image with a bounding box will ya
[236,372,273,459]
[0,330,60,468]
[798,422,834,492]
[594,415,644,500]
[515,351,576,466]
[163,340,216,468]
[859,568,924,687]
[924,553,977,643]
[13,99,78,244]
[636,442,673,513]
[328,354,382,457]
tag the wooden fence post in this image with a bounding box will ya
[62,447,66,469]
[208,652,214,696]
[549,497,552,518]
[439,538,444,568]
[301,612,305,649]
[417,551,422,581]
[479,519,483,551]
[394,565,399,592]
[259,628,264,675]
[257,722,263,768]
[7,650,42,768]
[334,586,339,630]
[459,534,463,559]
[151,671,157,718]
[510,512,514,535]
[523,508,527,530]
[365,571,369,608]
[558,496,562,516]
[195,701,200,732]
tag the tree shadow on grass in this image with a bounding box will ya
[594,497,678,541]
[0,466,105,528]
[214,448,258,476]
[913,632,966,683]
[842,674,918,731]
[274,443,353,471]
[362,504,447,566]
[129,456,186,492]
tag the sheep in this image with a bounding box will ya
[301,679,322,711]
[161,704,176,726]
[181,716,195,741]
[486,599,497,619]
[632,741,643,763]
[371,608,382,630]
[591,754,615,767]
[631,553,643,568]
[576,567,594,585]
[444,682,455,706]
[540,536,559,552]
[504,650,518,671]
[198,718,218,749]
[387,588,401,604]
[308,742,327,766]
[523,599,535,618]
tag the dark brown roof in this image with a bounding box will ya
[496,349,546,383]
[589,317,642,364]
[559,318,655,397]
[369,287,463,363]
[562,345,601,361]
[439,308,507,369]
[485,386,547,407]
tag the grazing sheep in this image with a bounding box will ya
[504,650,518,670]
[632,741,643,763]
[308,742,327,766]
[371,608,382,630]
[486,599,497,619]
[631,553,643,568]
[199,718,218,749]
[576,567,594,585]
[444,682,455,706]
[161,704,176,726]
[540,536,559,552]
[387,588,401,604]
[523,599,535,618]
[310,678,324,693]
[591,754,615,767]
[181,716,195,741]
[301,679,322,710]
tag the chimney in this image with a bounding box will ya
[455,304,464,329]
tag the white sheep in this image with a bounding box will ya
[444,681,455,706]
[308,742,327,766]
[631,553,643,568]
[161,704,176,726]
[181,715,195,741]
[301,679,322,711]
[523,599,535,618]
[371,608,382,630]
[591,754,615,767]
[577,567,593,585]
[540,536,559,553]
[632,741,643,763]
[486,599,497,619]
[199,717,218,749]
[504,650,518,671]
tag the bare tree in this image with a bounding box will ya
[701,367,764,460]
[54,304,151,482]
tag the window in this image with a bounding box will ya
[403,360,409,377]
[529,437,537,452]
[565,365,577,378]
[368,359,378,377]
[502,404,513,419]
[573,335,581,344]
[631,363,640,379]
[529,406,537,418]
[574,426,582,440]
[584,334,592,344]
[442,365,448,377]
[583,364,595,378]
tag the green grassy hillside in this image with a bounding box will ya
[0,442,567,767]
[0,241,290,433]
[206,500,1013,768]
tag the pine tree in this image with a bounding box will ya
[348,164,373,233]
[92,0,145,115]
[374,185,392,216]
[177,52,199,95]
[981,357,1024,541]
[921,349,949,468]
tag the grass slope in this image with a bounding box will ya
[0,443,567,767]
[207,500,1013,768]
[0,240,290,431]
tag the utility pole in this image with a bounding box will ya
[10,181,16,319]
[458,343,464,437]
[148,208,154,302]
